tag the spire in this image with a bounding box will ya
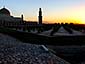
[39,8,41,11]
[39,8,42,16]
[2,0,5,8]
[38,8,42,24]
[3,5,5,8]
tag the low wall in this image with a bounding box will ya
[0,27,85,45]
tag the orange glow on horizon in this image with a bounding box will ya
[24,16,83,24]
[24,4,85,24]
[25,18,82,24]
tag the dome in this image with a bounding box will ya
[0,8,10,16]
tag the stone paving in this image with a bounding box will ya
[0,34,70,64]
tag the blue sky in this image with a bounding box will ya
[0,0,85,23]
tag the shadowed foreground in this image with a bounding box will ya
[0,33,70,64]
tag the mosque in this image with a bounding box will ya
[0,7,42,27]
[0,7,24,26]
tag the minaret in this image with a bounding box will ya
[21,14,23,21]
[38,8,42,24]
[21,14,24,24]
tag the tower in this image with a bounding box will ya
[38,8,42,24]
[21,14,24,24]
[21,14,23,21]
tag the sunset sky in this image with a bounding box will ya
[0,0,85,24]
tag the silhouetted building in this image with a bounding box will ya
[0,7,23,26]
[38,8,42,24]
[0,7,10,16]
[0,7,44,27]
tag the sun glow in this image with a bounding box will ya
[73,14,85,24]
[73,6,85,24]
[79,16,85,24]
[24,5,85,24]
